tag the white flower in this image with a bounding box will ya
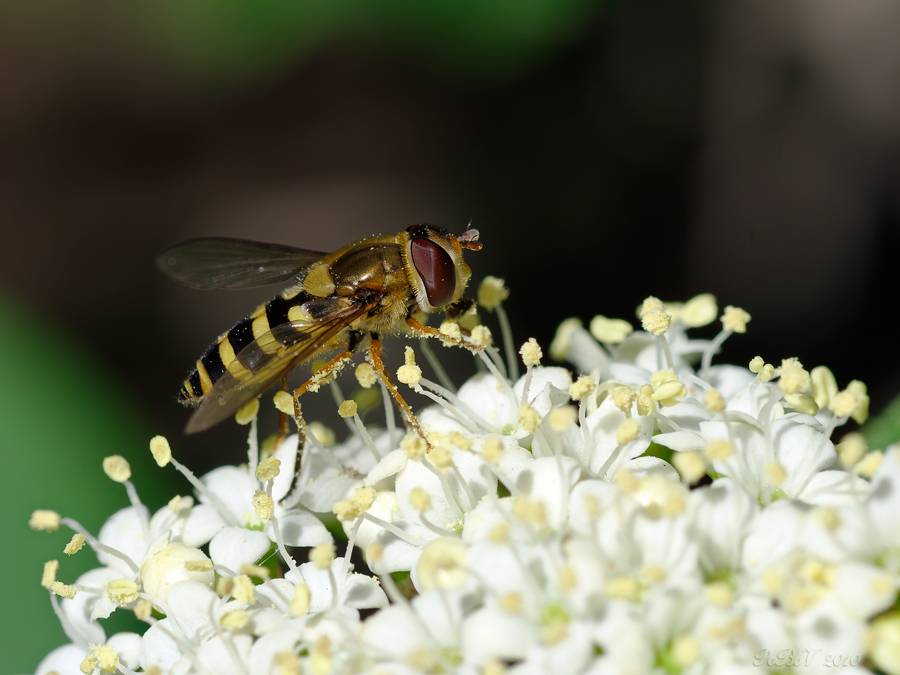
[197,435,332,551]
[32,295,896,675]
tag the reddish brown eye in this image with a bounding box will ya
[410,237,455,307]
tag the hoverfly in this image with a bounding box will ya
[157,225,483,436]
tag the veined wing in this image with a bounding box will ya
[184,297,376,433]
[157,237,327,290]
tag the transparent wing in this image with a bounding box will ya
[185,297,375,433]
[156,237,327,290]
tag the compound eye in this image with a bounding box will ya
[410,237,455,307]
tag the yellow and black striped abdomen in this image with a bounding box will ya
[179,288,312,405]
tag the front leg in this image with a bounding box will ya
[406,313,484,352]
[290,346,357,450]
[368,334,429,445]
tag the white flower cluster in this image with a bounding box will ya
[31,294,900,675]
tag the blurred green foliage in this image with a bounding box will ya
[862,394,900,454]
[140,0,602,83]
[0,292,165,673]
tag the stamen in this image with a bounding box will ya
[380,380,397,449]
[418,337,456,393]
[361,511,430,547]
[415,376,494,433]
[58,517,140,575]
[340,399,383,461]
[235,398,260,426]
[268,516,299,576]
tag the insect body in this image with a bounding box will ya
[157,225,483,434]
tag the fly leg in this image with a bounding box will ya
[405,315,484,352]
[291,347,356,446]
[368,334,429,445]
[272,377,292,449]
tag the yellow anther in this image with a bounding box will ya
[650,369,677,389]
[766,461,787,485]
[134,598,153,622]
[64,533,86,555]
[449,431,472,450]
[749,356,765,373]
[103,455,131,483]
[856,450,883,479]
[310,542,335,570]
[410,487,432,513]
[255,457,281,482]
[397,364,422,386]
[51,581,76,599]
[106,578,140,605]
[273,390,294,414]
[337,399,358,418]
[252,490,274,520]
[639,296,665,314]
[185,559,213,572]
[705,439,733,461]
[672,451,705,485]
[29,510,61,532]
[439,321,462,344]
[470,324,494,347]
[149,435,172,467]
[569,375,597,401]
[651,381,686,406]
[512,497,547,527]
[235,398,260,425]
[429,444,453,469]
[589,315,633,344]
[90,644,119,674]
[41,560,59,588]
[810,366,838,409]
[703,388,725,413]
[477,276,509,310]
[290,583,310,617]
[308,421,336,447]
[404,345,417,367]
[836,432,867,468]
[220,609,249,630]
[829,390,861,418]
[241,563,270,581]
[481,436,505,464]
[679,293,717,327]
[641,308,671,336]
[611,385,637,413]
[616,418,641,445]
[721,306,751,333]
[517,402,542,433]
[416,537,468,592]
[549,318,582,360]
[401,432,427,460]
[778,363,811,394]
[847,380,870,423]
[636,384,655,416]
[548,406,577,432]
[354,362,377,389]
[783,393,818,416]
[231,574,256,604]
[519,338,543,368]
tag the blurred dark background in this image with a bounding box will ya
[4,0,900,669]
